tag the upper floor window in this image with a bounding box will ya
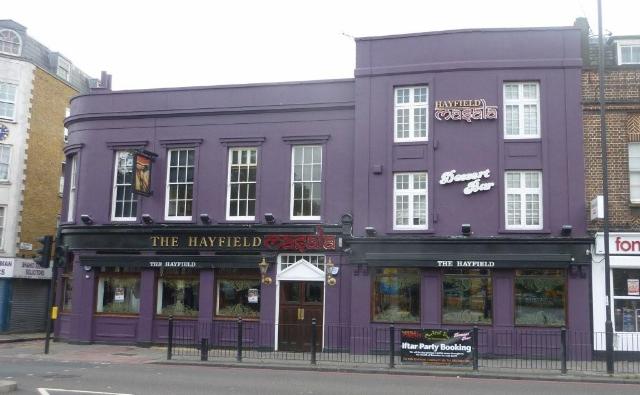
[0,29,21,56]
[66,155,78,222]
[617,41,640,65]
[505,171,543,230]
[290,145,322,220]
[629,143,640,203]
[394,86,428,142]
[504,82,540,139]
[393,172,428,230]
[111,151,137,221]
[0,82,17,121]
[165,148,194,220]
[57,57,71,81]
[227,148,257,220]
[0,144,10,181]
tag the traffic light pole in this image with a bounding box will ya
[44,262,57,354]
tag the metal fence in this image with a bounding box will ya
[165,317,640,374]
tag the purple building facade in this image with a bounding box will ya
[56,26,591,350]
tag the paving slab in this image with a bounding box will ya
[0,380,16,393]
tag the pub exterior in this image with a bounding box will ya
[57,25,592,354]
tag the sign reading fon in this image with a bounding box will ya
[434,99,498,123]
[439,169,495,195]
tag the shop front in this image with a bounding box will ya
[0,257,52,333]
[593,233,640,353]
[55,224,346,347]
[348,237,592,355]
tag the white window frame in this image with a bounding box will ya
[66,155,78,222]
[394,86,428,143]
[629,143,640,203]
[278,254,327,273]
[0,144,10,182]
[164,148,195,221]
[504,171,543,230]
[503,82,541,139]
[617,40,640,65]
[226,147,257,221]
[393,172,428,230]
[57,57,71,81]
[290,145,322,221]
[0,206,5,250]
[0,29,21,56]
[0,81,17,121]
[111,151,137,221]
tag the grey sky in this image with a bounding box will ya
[4,0,638,90]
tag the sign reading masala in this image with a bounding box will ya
[434,99,498,123]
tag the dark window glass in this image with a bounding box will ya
[217,272,261,318]
[97,273,140,314]
[515,269,565,326]
[62,276,73,312]
[373,268,420,322]
[443,269,492,324]
[159,278,199,317]
[305,283,322,303]
[282,282,301,302]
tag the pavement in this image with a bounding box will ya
[0,334,640,392]
[0,332,45,344]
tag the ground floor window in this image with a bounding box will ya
[613,268,640,332]
[443,269,492,324]
[216,269,261,319]
[157,268,199,317]
[61,276,73,312]
[515,269,565,326]
[96,268,140,314]
[372,268,420,322]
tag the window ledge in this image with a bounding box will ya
[93,313,140,318]
[0,180,10,186]
[0,119,16,124]
[214,316,260,322]
[629,203,640,208]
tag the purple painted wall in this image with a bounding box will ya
[352,27,585,237]
[64,79,355,226]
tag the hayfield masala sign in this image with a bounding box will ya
[149,227,337,253]
[434,99,497,123]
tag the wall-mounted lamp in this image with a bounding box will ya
[461,224,472,236]
[561,225,572,236]
[200,213,211,224]
[141,214,154,225]
[326,257,337,286]
[258,257,272,285]
[365,227,376,237]
[264,213,276,225]
[80,214,94,225]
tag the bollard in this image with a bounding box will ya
[167,315,174,360]
[472,326,479,371]
[237,317,243,362]
[200,338,208,361]
[389,325,395,368]
[311,318,317,365]
[560,327,567,374]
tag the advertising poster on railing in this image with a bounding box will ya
[401,329,473,364]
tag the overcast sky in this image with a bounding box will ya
[4,0,638,90]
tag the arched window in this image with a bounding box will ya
[0,29,21,56]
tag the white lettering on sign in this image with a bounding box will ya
[439,169,495,195]
[438,260,495,268]
[434,99,498,123]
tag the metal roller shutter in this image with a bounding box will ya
[8,279,49,332]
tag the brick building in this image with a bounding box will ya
[576,17,640,352]
[0,20,96,332]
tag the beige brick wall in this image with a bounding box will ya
[19,67,77,257]
[583,69,640,232]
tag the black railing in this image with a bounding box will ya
[165,317,640,374]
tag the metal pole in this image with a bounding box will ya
[561,327,567,374]
[597,0,615,375]
[167,315,174,360]
[237,317,243,362]
[472,326,479,371]
[43,263,57,354]
[389,325,395,368]
[310,318,317,365]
